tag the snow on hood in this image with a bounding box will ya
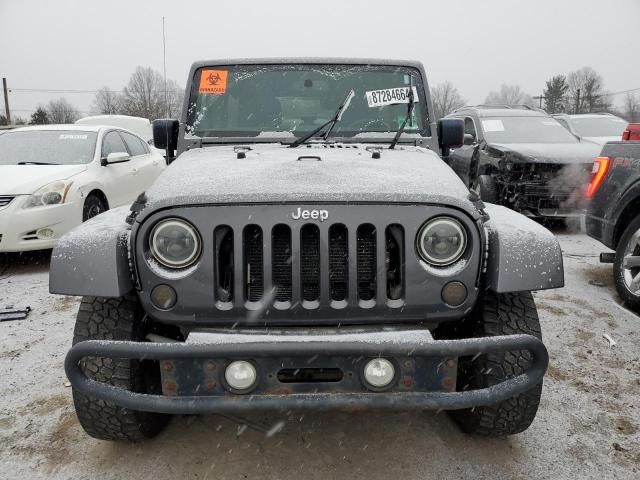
[488,141,601,164]
[0,164,87,195]
[142,144,477,216]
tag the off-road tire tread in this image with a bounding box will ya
[72,294,168,441]
[450,291,543,437]
[613,214,640,311]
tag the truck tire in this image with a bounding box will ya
[614,215,640,312]
[71,295,170,442]
[474,175,499,204]
[447,291,543,436]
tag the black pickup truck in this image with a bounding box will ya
[586,141,640,312]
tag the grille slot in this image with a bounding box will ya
[386,225,405,301]
[300,224,321,302]
[272,224,292,302]
[214,226,234,303]
[0,196,14,208]
[243,225,264,302]
[357,224,377,301]
[329,224,348,301]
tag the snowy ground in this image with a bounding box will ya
[0,229,638,480]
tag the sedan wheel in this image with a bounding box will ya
[83,195,107,222]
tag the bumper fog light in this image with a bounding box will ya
[225,361,257,392]
[37,228,55,239]
[442,281,467,307]
[363,358,395,388]
[151,284,177,310]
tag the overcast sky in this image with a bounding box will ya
[1,0,639,119]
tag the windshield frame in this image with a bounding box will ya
[183,62,432,145]
[0,129,99,166]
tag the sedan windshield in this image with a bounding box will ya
[185,64,428,141]
[481,116,579,144]
[0,130,97,165]
[570,116,628,137]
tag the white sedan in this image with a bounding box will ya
[0,124,166,252]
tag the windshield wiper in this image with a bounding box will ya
[289,89,355,148]
[17,161,60,165]
[389,87,416,150]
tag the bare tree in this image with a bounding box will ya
[485,84,534,106]
[120,66,184,120]
[47,98,80,123]
[431,81,466,120]
[91,87,122,115]
[567,67,605,113]
[624,92,640,122]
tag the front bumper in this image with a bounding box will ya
[65,328,548,414]
[0,196,81,252]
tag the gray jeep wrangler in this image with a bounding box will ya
[50,59,563,442]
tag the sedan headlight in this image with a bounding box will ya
[22,180,73,209]
[149,218,202,268]
[417,217,467,266]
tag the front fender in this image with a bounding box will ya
[483,204,564,293]
[49,206,133,297]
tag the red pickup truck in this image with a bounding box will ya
[623,123,640,141]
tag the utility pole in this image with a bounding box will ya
[575,88,581,114]
[2,78,10,125]
[533,95,544,109]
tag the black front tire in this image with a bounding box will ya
[474,175,499,204]
[447,291,543,436]
[72,295,170,442]
[82,194,107,221]
[614,215,640,312]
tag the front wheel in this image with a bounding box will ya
[71,295,170,441]
[614,215,640,312]
[447,291,543,436]
[472,175,499,204]
[82,194,107,221]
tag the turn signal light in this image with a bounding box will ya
[586,157,611,199]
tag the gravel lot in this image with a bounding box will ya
[0,228,638,480]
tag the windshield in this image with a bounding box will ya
[570,116,628,137]
[185,64,429,141]
[0,130,97,165]
[481,116,579,144]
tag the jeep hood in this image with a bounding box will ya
[487,141,601,164]
[142,144,477,217]
[0,164,87,195]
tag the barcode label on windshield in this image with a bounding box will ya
[366,87,419,108]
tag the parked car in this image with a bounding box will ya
[553,113,629,145]
[445,105,601,218]
[0,124,165,252]
[75,115,165,155]
[52,58,563,442]
[586,140,640,312]
[622,123,640,141]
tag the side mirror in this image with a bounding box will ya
[101,152,130,166]
[153,119,179,151]
[463,134,475,146]
[438,118,464,156]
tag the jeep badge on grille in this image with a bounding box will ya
[291,207,329,222]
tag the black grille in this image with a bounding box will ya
[244,225,263,302]
[300,224,321,302]
[357,224,377,301]
[0,196,14,208]
[213,221,405,309]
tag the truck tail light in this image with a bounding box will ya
[586,156,611,199]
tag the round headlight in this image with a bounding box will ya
[417,217,467,266]
[150,219,202,268]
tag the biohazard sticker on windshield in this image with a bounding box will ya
[365,87,419,108]
[199,69,228,95]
